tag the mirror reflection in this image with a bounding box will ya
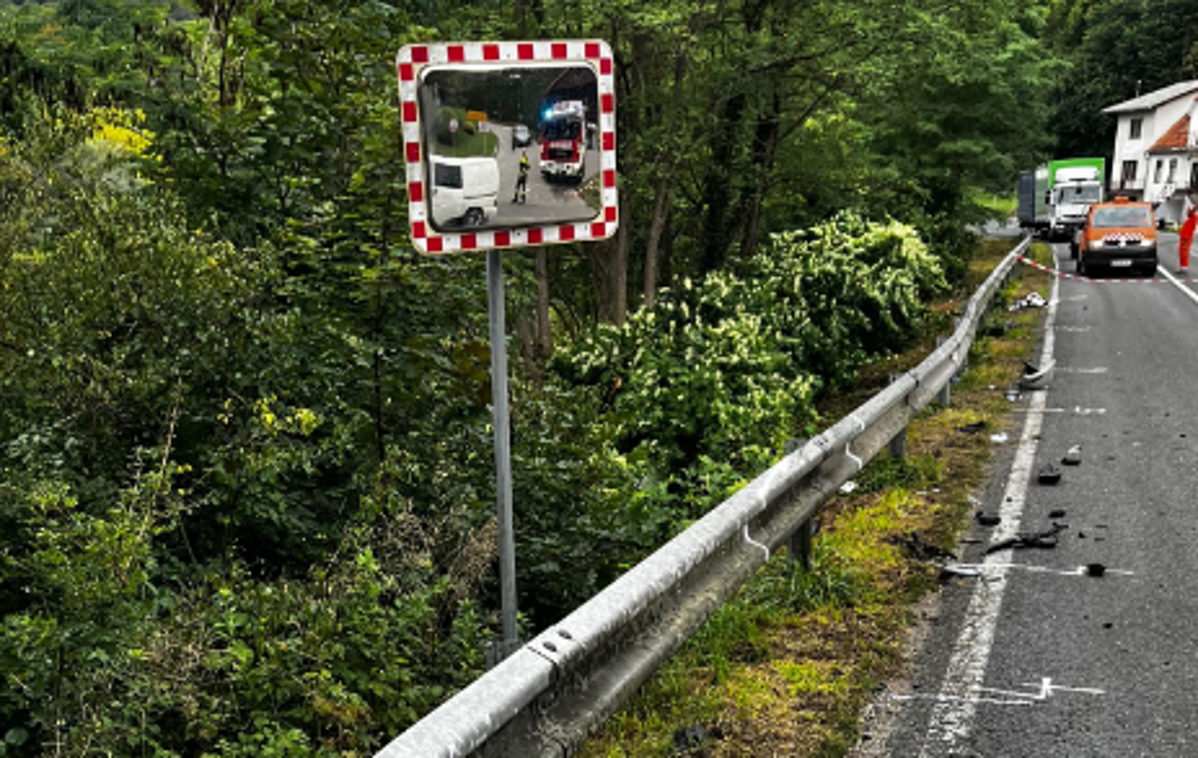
[419,65,601,232]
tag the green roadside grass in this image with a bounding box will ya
[578,237,1053,758]
[971,191,1018,218]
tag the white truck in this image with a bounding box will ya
[1018,158,1106,241]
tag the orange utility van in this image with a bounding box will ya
[1073,197,1158,277]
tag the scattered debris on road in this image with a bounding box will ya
[1018,359,1055,390]
[975,511,1002,527]
[1047,509,1067,519]
[1009,292,1047,311]
[887,531,958,562]
[956,421,986,435]
[1061,445,1082,466]
[984,523,1067,555]
[1037,463,1062,484]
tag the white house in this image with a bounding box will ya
[1103,80,1198,224]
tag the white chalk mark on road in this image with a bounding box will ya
[895,677,1105,709]
[946,563,1135,578]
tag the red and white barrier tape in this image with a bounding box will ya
[1015,254,1189,285]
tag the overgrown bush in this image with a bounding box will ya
[550,213,946,548]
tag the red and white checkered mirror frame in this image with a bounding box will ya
[396,40,618,255]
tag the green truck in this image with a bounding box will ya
[1018,157,1106,240]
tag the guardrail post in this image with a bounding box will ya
[935,337,951,406]
[784,438,813,571]
[789,521,814,572]
[887,374,907,459]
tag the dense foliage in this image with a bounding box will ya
[0,0,1128,753]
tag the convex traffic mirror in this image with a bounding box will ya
[397,41,618,254]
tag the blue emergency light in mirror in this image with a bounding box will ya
[418,64,601,233]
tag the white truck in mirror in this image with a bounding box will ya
[430,156,500,228]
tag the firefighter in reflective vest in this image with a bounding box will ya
[514,150,529,204]
[1180,205,1196,275]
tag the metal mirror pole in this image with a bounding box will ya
[486,249,518,653]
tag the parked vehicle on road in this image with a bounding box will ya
[1018,157,1106,242]
[511,123,531,149]
[429,156,500,228]
[1074,197,1157,277]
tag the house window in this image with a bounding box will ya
[1169,158,1178,182]
[1122,160,1138,183]
[1155,159,1164,183]
[1130,118,1143,140]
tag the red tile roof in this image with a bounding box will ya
[1149,114,1190,152]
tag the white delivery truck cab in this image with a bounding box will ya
[429,156,500,228]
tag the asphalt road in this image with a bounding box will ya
[863,233,1198,757]
[486,123,602,228]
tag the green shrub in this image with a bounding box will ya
[550,212,946,549]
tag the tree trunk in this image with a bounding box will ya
[698,92,746,273]
[738,90,782,260]
[535,247,552,356]
[516,313,541,384]
[614,204,629,325]
[587,201,629,326]
[643,178,672,309]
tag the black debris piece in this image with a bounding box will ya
[1037,463,1063,485]
[1019,359,1055,390]
[1048,509,1067,519]
[975,511,1002,527]
[984,522,1067,555]
[1085,563,1106,577]
[1078,531,1087,539]
[1062,445,1082,466]
[956,421,987,435]
[673,725,710,755]
[886,531,958,561]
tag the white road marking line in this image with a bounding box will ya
[918,249,1061,757]
[893,693,1035,707]
[1055,366,1108,374]
[1160,267,1198,305]
[1010,407,1106,415]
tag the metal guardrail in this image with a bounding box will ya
[377,236,1033,758]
